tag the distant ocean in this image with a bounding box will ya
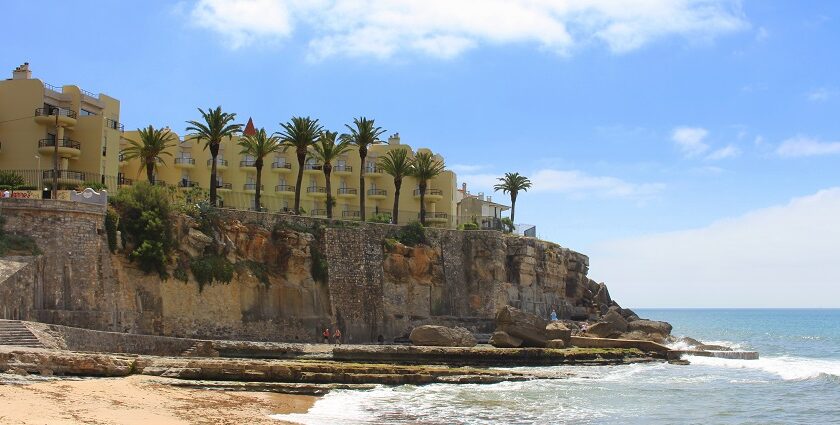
[275,309,840,424]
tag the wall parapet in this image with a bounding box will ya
[0,198,106,216]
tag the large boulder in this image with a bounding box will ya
[627,319,672,336]
[603,309,629,333]
[495,306,548,347]
[545,322,572,346]
[489,331,523,348]
[546,339,566,349]
[409,325,477,347]
[585,321,620,338]
[584,309,628,338]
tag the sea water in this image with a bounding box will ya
[273,309,840,424]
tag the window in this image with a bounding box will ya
[80,109,96,116]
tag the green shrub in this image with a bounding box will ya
[81,181,108,191]
[105,206,119,253]
[310,245,328,283]
[0,171,24,188]
[173,266,189,282]
[190,254,235,291]
[395,221,426,246]
[238,260,270,286]
[368,213,392,224]
[111,183,174,277]
[501,217,515,233]
[458,222,479,231]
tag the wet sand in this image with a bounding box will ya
[0,374,315,424]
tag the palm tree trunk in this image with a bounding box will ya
[510,192,517,224]
[324,164,333,219]
[209,142,219,206]
[392,178,402,224]
[255,160,263,212]
[146,161,155,184]
[294,149,305,214]
[419,181,427,226]
[359,150,367,221]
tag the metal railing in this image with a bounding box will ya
[310,209,327,217]
[42,170,86,181]
[217,183,232,190]
[420,212,448,219]
[307,186,327,193]
[35,107,77,119]
[106,118,124,132]
[271,162,292,169]
[80,88,98,98]
[243,183,263,190]
[337,187,358,195]
[275,184,296,192]
[207,159,228,167]
[178,180,198,188]
[414,188,443,196]
[342,210,361,218]
[43,82,61,93]
[240,160,257,167]
[38,138,81,150]
[333,165,353,172]
[175,158,195,165]
[304,163,323,171]
[364,166,383,174]
[368,188,387,196]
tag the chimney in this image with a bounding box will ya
[461,182,467,193]
[388,132,400,145]
[12,63,31,80]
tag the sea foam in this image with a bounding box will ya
[686,355,840,381]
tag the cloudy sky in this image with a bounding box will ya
[4,1,838,307]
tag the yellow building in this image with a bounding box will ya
[120,129,457,226]
[0,63,123,191]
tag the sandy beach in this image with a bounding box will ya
[0,374,315,424]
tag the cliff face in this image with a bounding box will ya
[0,200,620,344]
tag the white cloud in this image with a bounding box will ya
[459,169,664,201]
[807,87,834,102]
[189,0,748,59]
[755,26,769,41]
[590,188,840,307]
[450,163,490,174]
[671,127,710,157]
[706,144,740,160]
[776,136,840,158]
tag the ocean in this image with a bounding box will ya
[274,309,840,424]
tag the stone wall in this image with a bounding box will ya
[0,256,42,320]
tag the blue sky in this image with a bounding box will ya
[4,1,838,307]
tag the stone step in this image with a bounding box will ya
[0,320,43,348]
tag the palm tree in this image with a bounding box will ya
[341,117,386,221]
[121,125,175,184]
[311,131,353,219]
[238,128,282,212]
[378,148,413,224]
[410,151,445,226]
[278,116,323,214]
[185,106,242,206]
[493,172,532,224]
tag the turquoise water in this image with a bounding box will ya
[275,309,840,424]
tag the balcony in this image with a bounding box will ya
[34,107,77,127]
[118,153,127,166]
[304,163,323,173]
[306,186,327,198]
[178,180,198,189]
[240,159,257,170]
[420,211,448,223]
[217,182,232,191]
[207,158,228,170]
[275,184,296,195]
[106,118,125,133]
[333,164,353,175]
[367,188,387,200]
[337,187,358,199]
[414,188,444,202]
[243,183,264,192]
[42,169,85,184]
[363,165,384,177]
[38,138,81,158]
[174,157,195,169]
[310,209,328,217]
[342,210,361,220]
[271,162,292,173]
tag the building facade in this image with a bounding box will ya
[455,183,511,230]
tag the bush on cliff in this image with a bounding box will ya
[190,254,234,291]
[111,182,174,277]
[395,221,426,246]
[104,206,119,253]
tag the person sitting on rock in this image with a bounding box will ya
[550,309,558,321]
[333,328,342,345]
[322,328,330,344]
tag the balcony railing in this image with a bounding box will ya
[310,209,327,216]
[271,162,292,169]
[368,188,387,196]
[307,186,327,194]
[240,160,257,167]
[106,118,124,132]
[275,184,296,192]
[39,138,81,150]
[243,183,264,191]
[364,166,383,174]
[333,165,352,172]
[42,170,86,181]
[304,163,323,171]
[342,210,361,218]
[207,159,228,166]
[178,180,198,188]
[217,183,232,189]
[35,107,77,119]
[414,188,443,196]
[80,88,97,98]
[337,187,358,195]
[420,212,448,219]
[175,158,195,165]
[43,82,61,93]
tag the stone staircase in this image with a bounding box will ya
[0,320,44,348]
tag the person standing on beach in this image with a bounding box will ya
[322,328,330,344]
[333,328,342,345]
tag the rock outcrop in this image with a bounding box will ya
[545,322,572,346]
[409,325,477,347]
[488,331,523,348]
[494,306,548,347]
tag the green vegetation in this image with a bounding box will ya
[311,130,352,218]
[237,260,270,286]
[104,206,119,252]
[81,181,108,191]
[395,221,426,246]
[500,217,515,233]
[0,171,25,188]
[409,151,446,226]
[378,148,413,224]
[120,125,176,184]
[0,216,40,256]
[238,127,283,211]
[341,116,386,221]
[190,254,234,291]
[458,222,479,231]
[310,244,329,283]
[111,182,175,277]
[173,266,189,283]
[186,106,243,207]
[278,116,323,214]
[494,172,532,224]
[368,213,392,224]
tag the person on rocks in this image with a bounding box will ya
[322,328,330,344]
[550,309,558,321]
[333,328,342,345]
